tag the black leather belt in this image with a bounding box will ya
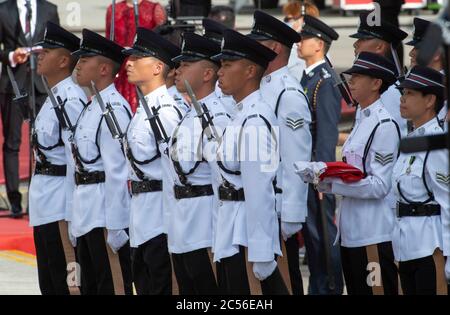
[34,162,67,177]
[75,171,106,186]
[218,185,245,201]
[130,180,162,195]
[174,184,214,200]
[397,202,441,218]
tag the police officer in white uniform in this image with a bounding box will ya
[407,18,448,127]
[247,10,312,295]
[29,22,85,295]
[202,18,236,117]
[166,32,229,295]
[122,28,182,295]
[351,11,409,137]
[71,29,132,295]
[392,66,449,295]
[211,29,289,295]
[318,52,401,295]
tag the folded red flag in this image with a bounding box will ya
[319,162,365,183]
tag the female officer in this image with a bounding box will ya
[318,52,400,295]
[392,66,449,295]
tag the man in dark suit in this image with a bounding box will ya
[298,15,344,295]
[0,0,59,217]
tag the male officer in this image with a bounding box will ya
[167,32,230,295]
[351,11,408,136]
[70,29,132,295]
[211,29,289,295]
[407,18,448,124]
[122,27,182,295]
[247,10,312,295]
[30,22,85,295]
[202,18,235,117]
[298,15,344,295]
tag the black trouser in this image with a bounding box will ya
[0,92,45,212]
[303,186,343,294]
[398,249,448,295]
[131,233,172,295]
[76,227,132,295]
[284,234,304,295]
[33,220,80,295]
[171,248,218,295]
[216,246,289,295]
[216,246,251,295]
[340,241,398,295]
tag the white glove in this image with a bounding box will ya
[106,229,129,254]
[281,221,302,241]
[294,161,327,185]
[445,257,450,282]
[252,261,277,281]
[317,180,332,193]
[67,221,77,248]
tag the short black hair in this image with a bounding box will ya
[379,81,390,94]
[417,90,445,114]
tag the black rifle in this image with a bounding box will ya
[90,81,124,143]
[184,80,220,141]
[41,76,74,131]
[135,87,169,144]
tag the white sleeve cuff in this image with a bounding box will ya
[9,51,17,68]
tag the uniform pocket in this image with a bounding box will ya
[75,127,99,161]
[343,142,366,171]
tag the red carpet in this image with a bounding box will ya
[0,121,33,255]
[0,121,31,185]
[0,217,35,255]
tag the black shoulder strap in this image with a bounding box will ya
[274,87,311,118]
[397,149,434,205]
[362,118,401,178]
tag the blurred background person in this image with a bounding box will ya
[283,0,320,82]
[106,0,167,112]
[208,5,236,29]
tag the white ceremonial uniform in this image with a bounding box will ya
[213,90,281,262]
[381,83,408,137]
[325,99,400,247]
[126,85,181,248]
[29,77,87,227]
[214,81,236,119]
[168,85,189,115]
[71,84,132,237]
[167,92,230,254]
[260,66,312,225]
[392,118,450,261]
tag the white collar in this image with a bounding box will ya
[143,85,167,106]
[359,98,382,120]
[305,60,326,75]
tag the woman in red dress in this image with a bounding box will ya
[106,0,167,112]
